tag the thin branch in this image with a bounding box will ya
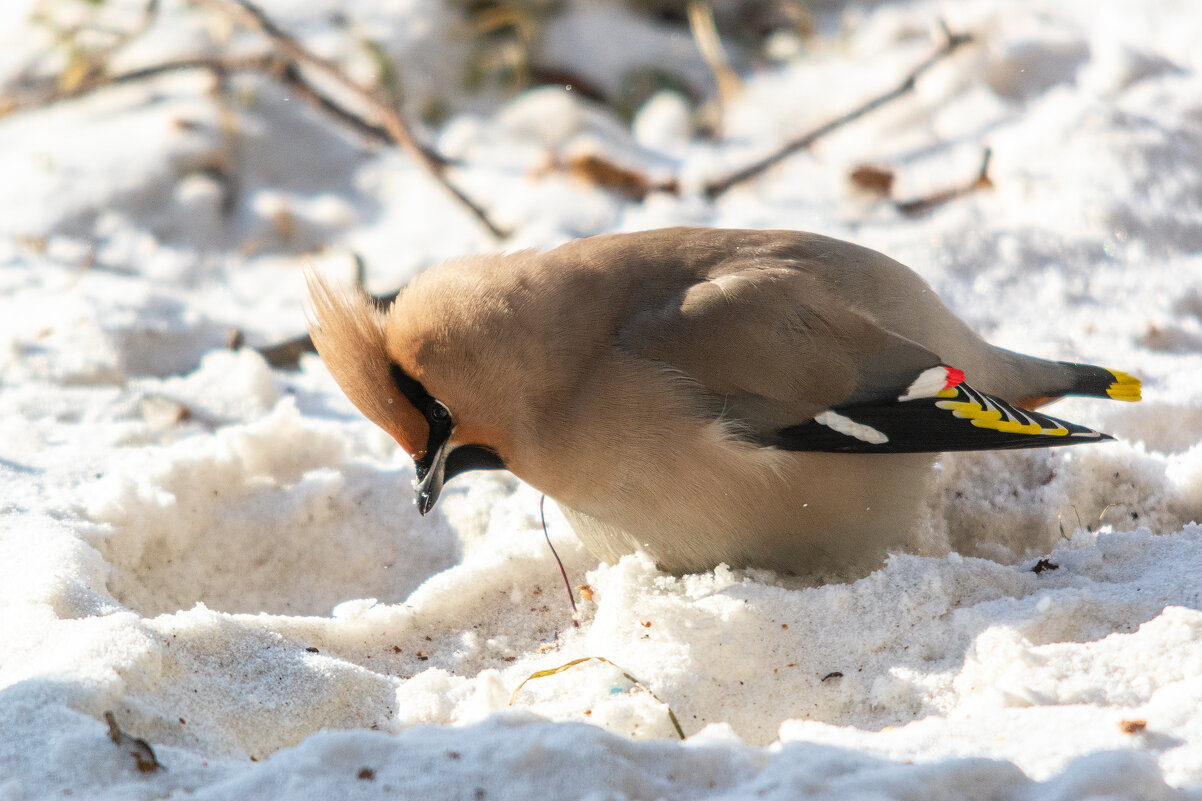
[2,53,272,113]
[1,51,454,169]
[255,334,316,368]
[687,0,741,111]
[104,711,164,773]
[894,147,992,216]
[55,0,162,93]
[541,494,579,628]
[202,0,505,237]
[703,22,974,200]
[2,0,500,235]
[274,60,390,148]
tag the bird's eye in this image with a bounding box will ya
[429,401,451,422]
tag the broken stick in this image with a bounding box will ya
[703,22,974,200]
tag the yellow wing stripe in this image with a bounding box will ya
[1106,369,1142,402]
[936,400,1070,437]
[992,420,1066,435]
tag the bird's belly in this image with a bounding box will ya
[558,448,935,578]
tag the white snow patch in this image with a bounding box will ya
[2,0,1202,798]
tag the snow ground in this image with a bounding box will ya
[3,0,1202,798]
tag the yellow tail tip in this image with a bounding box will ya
[1106,369,1141,402]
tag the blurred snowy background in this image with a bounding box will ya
[3,0,1202,798]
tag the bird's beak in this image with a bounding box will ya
[412,428,507,515]
[414,433,451,516]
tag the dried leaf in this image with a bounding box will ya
[1119,719,1148,735]
[562,154,678,201]
[104,712,164,773]
[849,165,895,198]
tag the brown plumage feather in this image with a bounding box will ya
[306,228,1139,577]
[306,273,430,459]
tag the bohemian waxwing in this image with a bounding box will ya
[308,227,1140,576]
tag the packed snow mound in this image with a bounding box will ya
[2,0,1201,798]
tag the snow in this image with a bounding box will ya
[2,0,1202,798]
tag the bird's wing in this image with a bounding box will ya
[618,264,1110,453]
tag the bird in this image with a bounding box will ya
[307,227,1140,577]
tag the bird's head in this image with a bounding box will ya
[306,271,509,515]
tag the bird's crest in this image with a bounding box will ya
[306,272,430,458]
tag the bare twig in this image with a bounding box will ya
[203,0,505,237]
[703,22,974,200]
[276,60,391,146]
[2,53,272,114]
[255,334,316,368]
[54,0,162,93]
[541,494,579,628]
[1058,505,1083,539]
[894,147,991,216]
[1,49,454,169]
[274,59,451,166]
[687,0,741,110]
[104,711,164,773]
[7,1,501,235]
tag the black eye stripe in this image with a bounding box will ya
[388,362,433,412]
[388,362,451,423]
[387,361,506,484]
[389,361,455,480]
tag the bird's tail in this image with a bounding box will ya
[1015,363,1141,410]
[1058,363,1142,402]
